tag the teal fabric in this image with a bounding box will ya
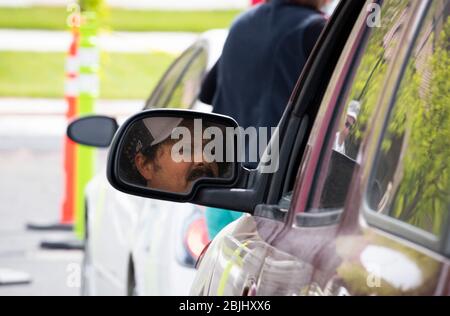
[205,208,243,239]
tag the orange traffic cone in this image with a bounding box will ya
[26,27,79,233]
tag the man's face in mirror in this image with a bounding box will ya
[134,119,220,193]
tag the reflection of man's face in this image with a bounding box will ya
[342,115,356,138]
[134,121,219,193]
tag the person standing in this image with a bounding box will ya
[201,0,330,239]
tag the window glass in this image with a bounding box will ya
[306,0,414,212]
[145,47,207,110]
[367,1,449,237]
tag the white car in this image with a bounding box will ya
[68,30,227,296]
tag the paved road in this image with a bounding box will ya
[0,97,142,295]
[0,29,198,54]
[0,97,124,295]
[0,135,82,296]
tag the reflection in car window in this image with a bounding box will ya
[306,0,414,213]
[367,1,449,237]
[145,46,208,110]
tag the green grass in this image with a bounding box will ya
[0,51,175,99]
[0,6,240,32]
[108,9,239,33]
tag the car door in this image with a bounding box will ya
[273,0,449,295]
[327,0,450,295]
[192,0,449,296]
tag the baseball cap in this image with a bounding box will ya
[142,117,184,147]
[123,117,184,166]
[347,100,361,120]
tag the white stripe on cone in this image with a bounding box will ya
[65,56,79,75]
[79,48,100,68]
[78,74,99,96]
[64,77,78,97]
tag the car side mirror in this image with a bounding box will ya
[107,109,241,203]
[67,115,118,148]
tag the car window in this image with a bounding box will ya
[367,1,449,240]
[304,0,415,213]
[144,45,208,110]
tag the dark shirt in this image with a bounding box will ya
[201,0,326,132]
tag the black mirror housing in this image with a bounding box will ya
[67,115,118,148]
[107,109,243,203]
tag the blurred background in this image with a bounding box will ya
[0,0,247,296]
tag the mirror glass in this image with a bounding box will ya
[68,116,118,148]
[117,116,235,194]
